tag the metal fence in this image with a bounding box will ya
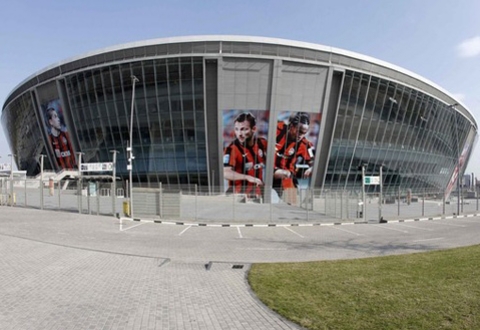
[1,178,478,224]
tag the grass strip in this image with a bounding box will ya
[248,245,480,329]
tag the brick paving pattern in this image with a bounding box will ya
[2,207,480,329]
[0,235,297,330]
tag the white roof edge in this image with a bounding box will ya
[4,35,474,123]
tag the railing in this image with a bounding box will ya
[1,178,479,224]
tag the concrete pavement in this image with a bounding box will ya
[2,207,480,329]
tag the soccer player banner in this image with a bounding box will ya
[222,109,269,199]
[41,99,77,170]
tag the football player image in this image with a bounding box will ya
[46,106,76,170]
[223,112,268,198]
[274,112,315,202]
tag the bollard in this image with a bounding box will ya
[9,193,16,206]
[49,177,54,196]
[123,200,130,217]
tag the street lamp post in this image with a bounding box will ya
[450,103,461,215]
[128,75,139,218]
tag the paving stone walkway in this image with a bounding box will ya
[2,207,480,329]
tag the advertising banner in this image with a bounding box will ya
[273,111,321,204]
[41,98,76,171]
[222,109,269,200]
[222,109,322,204]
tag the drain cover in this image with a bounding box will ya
[232,265,244,269]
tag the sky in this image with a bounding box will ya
[1,0,480,174]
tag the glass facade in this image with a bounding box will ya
[64,57,207,188]
[1,92,49,174]
[1,37,477,195]
[326,70,475,193]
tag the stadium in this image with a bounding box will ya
[1,36,477,208]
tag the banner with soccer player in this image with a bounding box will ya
[273,111,322,204]
[41,98,77,170]
[222,110,269,199]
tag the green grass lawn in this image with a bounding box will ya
[248,245,480,330]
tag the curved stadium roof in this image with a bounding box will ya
[3,35,476,128]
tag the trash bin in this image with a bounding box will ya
[123,200,130,217]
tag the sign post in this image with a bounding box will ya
[362,165,366,222]
[364,174,381,222]
[110,150,118,217]
[379,166,383,221]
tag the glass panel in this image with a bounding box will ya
[61,57,206,189]
[325,70,473,193]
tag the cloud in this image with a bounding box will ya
[457,36,480,58]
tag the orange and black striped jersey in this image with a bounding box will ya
[223,137,267,196]
[49,130,76,170]
[274,121,314,175]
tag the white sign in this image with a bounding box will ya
[0,163,11,172]
[80,162,113,172]
[364,176,380,185]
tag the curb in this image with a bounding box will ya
[383,213,480,224]
[118,216,368,227]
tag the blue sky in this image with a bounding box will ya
[1,0,480,174]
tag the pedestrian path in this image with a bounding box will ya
[2,207,480,329]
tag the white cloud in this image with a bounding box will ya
[457,36,480,58]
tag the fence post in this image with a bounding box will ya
[87,182,91,215]
[461,188,464,214]
[111,179,116,217]
[339,190,343,220]
[270,185,273,223]
[195,184,198,222]
[398,187,400,216]
[477,185,479,212]
[78,178,82,214]
[159,182,163,219]
[324,192,327,217]
[58,181,61,209]
[347,191,351,220]
[442,190,446,215]
[422,189,425,217]
[365,193,368,222]
[346,191,350,220]
[232,190,236,222]
[335,191,338,218]
[24,179,27,207]
[10,177,13,207]
[96,181,100,215]
[306,189,309,222]
[40,176,43,210]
